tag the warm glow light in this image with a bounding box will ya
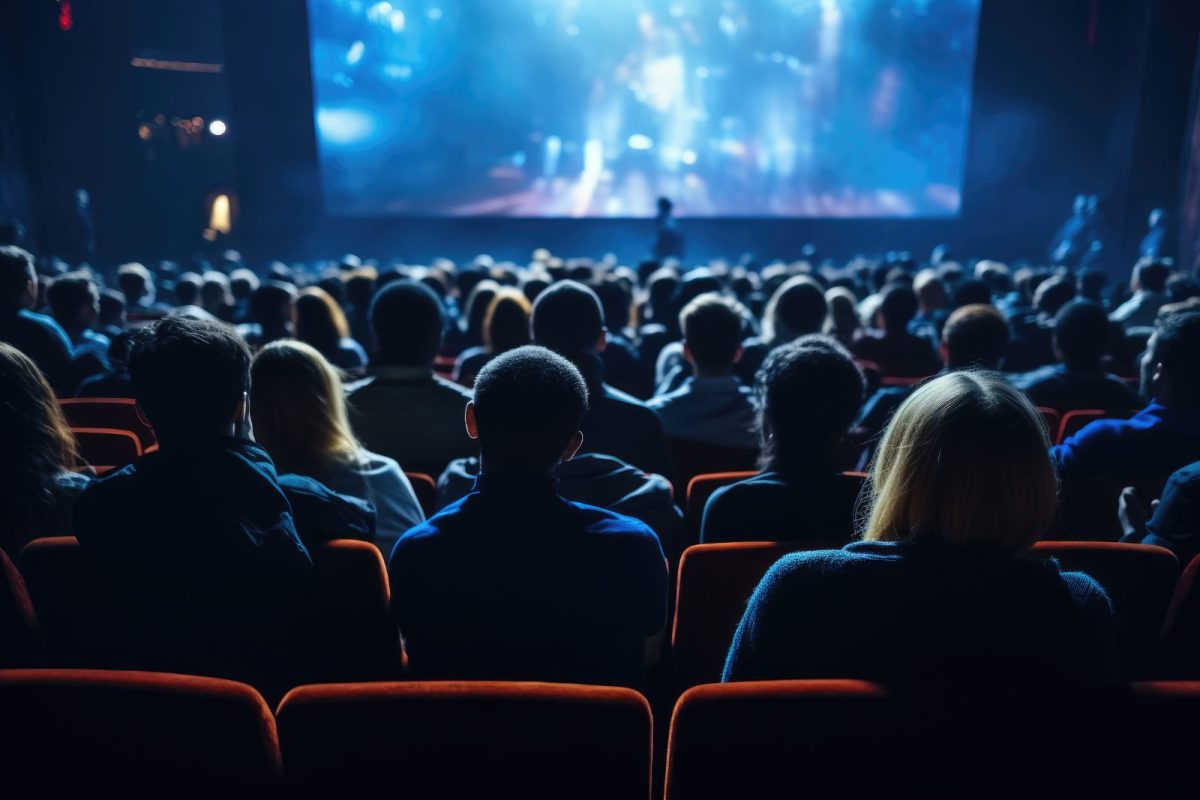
[209,194,232,234]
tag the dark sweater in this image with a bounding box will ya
[701,470,864,544]
[724,540,1116,687]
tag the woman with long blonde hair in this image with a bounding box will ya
[251,340,423,552]
[723,371,1116,686]
[0,343,89,555]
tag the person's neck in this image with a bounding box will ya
[693,367,734,380]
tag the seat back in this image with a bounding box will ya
[671,541,839,688]
[58,397,157,450]
[0,669,280,796]
[1057,408,1109,444]
[683,471,758,543]
[20,537,401,693]
[665,680,1200,800]
[1032,542,1178,677]
[277,681,652,799]
[405,471,438,517]
[69,428,143,474]
[0,547,38,666]
[1162,553,1200,675]
[669,439,760,500]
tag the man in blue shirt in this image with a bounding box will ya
[1053,311,1200,480]
[389,346,668,687]
[0,245,74,394]
[648,294,757,449]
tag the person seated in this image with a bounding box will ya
[593,276,650,398]
[723,372,1116,687]
[294,286,367,373]
[1111,258,1171,329]
[1055,310,1200,481]
[76,331,136,398]
[96,288,126,341]
[852,284,943,378]
[823,287,861,349]
[389,346,668,686]
[451,287,531,387]
[1120,460,1200,566]
[1012,300,1141,416]
[200,271,235,322]
[857,304,1010,440]
[347,281,475,477]
[46,271,109,366]
[72,317,372,682]
[0,343,90,556]
[532,281,670,476]
[115,262,170,318]
[908,269,950,344]
[237,280,296,348]
[701,337,865,544]
[735,275,827,386]
[251,340,424,556]
[648,294,757,450]
[0,246,74,394]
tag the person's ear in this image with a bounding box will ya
[1153,362,1168,401]
[465,402,480,440]
[939,341,950,364]
[682,341,695,367]
[234,391,250,424]
[595,329,608,353]
[561,430,584,463]
[731,345,744,365]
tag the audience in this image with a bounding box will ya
[701,336,865,544]
[294,286,368,372]
[1111,258,1171,328]
[451,286,531,387]
[239,280,297,348]
[852,283,943,377]
[735,275,827,385]
[347,280,475,476]
[0,245,74,394]
[647,294,757,450]
[46,271,109,367]
[389,346,668,686]
[0,343,89,556]
[823,286,861,349]
[1054,310,1200,480]
[251,340,424,555]
[532,281,671,476]
[1012,300,1141,415]
[723,372,1116,686]
[1121,459,1200,565]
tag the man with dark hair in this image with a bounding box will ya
[73,316,373,683]
[390,346,668,686]
[532,280,670,476]
[1055,311,1200,479]
[856,304,1010,440]
[701,336,866,544]
[347,280,474,476]
[648,295,756,449]
[1012,300,1141,415]
[851,283,943,378]
[46,271,110,367]
[1111,259,1171,328]
[0,245,74,393]
[115,262,168,317]
[97,288,127,340]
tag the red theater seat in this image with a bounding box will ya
[671,542,839,689]
[0,547,38,667]
[0,669,281,796]
[405,471,438,517]
[276,681,653,799]
[668,439,760,500]
[1032,541,1178,676]
[1038,406,1061,439]
[665,680,1200,799]
[69,427,142,474]
[683,471,758,544]
[58,397,157,450]
[1057,408,1110,444]
[1162,554,1200,676]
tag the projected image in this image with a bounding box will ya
[307,0,981,218]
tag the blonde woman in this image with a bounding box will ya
[723,371,1116,686]
[251,340,424,554]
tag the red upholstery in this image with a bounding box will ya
[1056,408,1109,445]
[69,427,143,473]
[19,537,401,695]
[1162,554,1200,675]
[0,547,38,666]
[665,680,1200,799]
[683,471,758,543]
[405,471,438,517]
[668,439,760,501]
[276,681,652,799]
[1038,406,1061,439]
[671,542,839,688]
[0,669,280,796]
[58,397,158,450]
[1032,541,1178,676]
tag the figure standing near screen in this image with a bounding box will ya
[1140,208,1170,259]
[653,197,684,261]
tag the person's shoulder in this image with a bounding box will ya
[1057,568,1115,615]
[1011,364,1059,389]
[352,448,403,477]
[567,499,661,543]
[754,546,865,594]
[393,496,468,550]
[603,383,648,407]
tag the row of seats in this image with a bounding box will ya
[7,537,1200,689]
[2,668,1198,798]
